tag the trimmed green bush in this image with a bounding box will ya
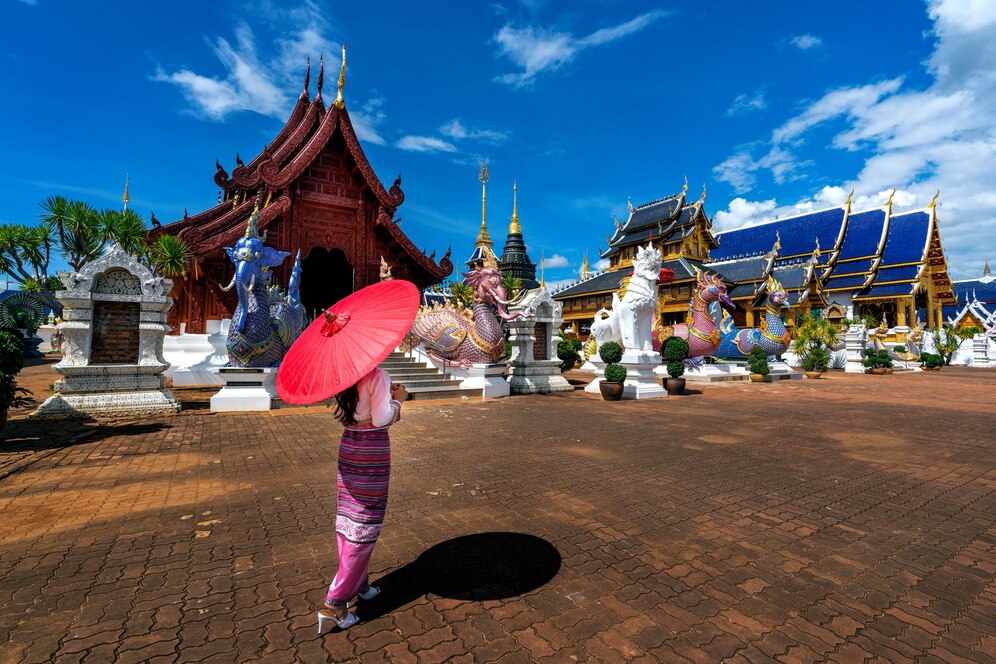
[892,345,907,354]
[801,346,830,372]
[922,352,943,369]
[598,341,623,365]
[747,346,769,376]
[604,363,628,383]
[662,336,689,378]
[570,338,583,351]
[0,331,29,412]
[556,339,580,372]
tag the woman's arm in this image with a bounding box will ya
[370,369,402,427]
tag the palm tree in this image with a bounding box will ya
[792,313,840,355]
[447,280,474,308]
[501,272,523,301]
[147,234,192,279]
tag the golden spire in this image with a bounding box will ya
[476,162,493,249]
[122,174,130,211]
[333,43,346,110]
[540,249,545,287]
[984,258,991,276]
[509,180,521,234]
[581,251,590,279]
[928,189,940,209]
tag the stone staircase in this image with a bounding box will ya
[378,352,475,400]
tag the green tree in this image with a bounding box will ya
[792,313,840,371]
[501,272,522,301]
[447,280,474,308]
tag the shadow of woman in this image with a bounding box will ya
[355,532,561,622]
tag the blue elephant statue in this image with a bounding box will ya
[221,206,306,367]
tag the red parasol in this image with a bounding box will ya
[276,280,420,405]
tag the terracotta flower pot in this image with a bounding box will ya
[804,371,823,379]
[886,367,894,374]
[749,373,767,383]
[870,368,887,375]
[665,377,686,396]
[599,381,624,401]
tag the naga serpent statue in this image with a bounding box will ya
[653,268,735,358]
[221,206,305,367]
[712,275,792,358]
[587,241,663,356]
[410,260,531,368]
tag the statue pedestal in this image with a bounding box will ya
[460,364,510,398]
[164,319,230,388]
[210,367,277,412]
[844,324,869,373]
[768,360,802,380]
[583,359,606,394]
[621,350,667,399]
[675,361,750,382]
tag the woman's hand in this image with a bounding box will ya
[391,383,409,402]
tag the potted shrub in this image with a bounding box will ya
[747,346,769,382]
[921,352,943,371]
[862,348,892,374]
[801,345,830,379]
[792,314,839,379]
[0,331,31,430]
[662,337,689,395]
[598,341,626,400]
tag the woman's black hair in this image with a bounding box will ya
[332,383,359,426]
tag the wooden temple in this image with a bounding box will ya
[554,182,957,337]
[149,48,452,334]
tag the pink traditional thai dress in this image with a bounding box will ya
[326,367,402,605]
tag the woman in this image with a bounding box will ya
[318,367,408,633]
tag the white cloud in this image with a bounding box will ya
[153,5,337,121]
[713,198,778,232]
[711,0,996,277]
[396,136,458,153]
[594,259,610,271]
[493,10,669,87]
[350,97,387,146]
[439,119,509,143]
[727,90,767,116]
[18,0,38,5]
[790,34,822,50]
[543,253,570,268]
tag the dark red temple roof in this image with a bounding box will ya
[150,67,452,281]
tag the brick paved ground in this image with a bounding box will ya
[1,364,994,663]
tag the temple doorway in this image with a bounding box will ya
[300,247,354,320]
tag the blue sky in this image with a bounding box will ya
[3,0,994,288]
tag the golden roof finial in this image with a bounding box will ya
[699,182,707,202]
[814,236,821,259]
[122,174,130,211]
[509,180,521,234]
[613,214,622,231]
[773,230,781,253]
[333,44,346,110]
[885,188,896,210]
[845,188,854,208]
[627,196,633,212]
[476,162,492,249]
[682,176,688,196]
[928,189,940,209]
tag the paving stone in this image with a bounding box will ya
[0,364,993,663]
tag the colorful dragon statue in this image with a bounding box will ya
[712,275,792,358]
[410,259,531,368]
[221,206,305,367]
[653,268,734,358]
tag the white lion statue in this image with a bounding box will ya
[587,241,662,357]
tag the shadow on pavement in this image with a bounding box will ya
[356,532,561,622]
[0,419,170,449]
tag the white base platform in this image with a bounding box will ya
[680,362,750,383]
[768,360,803,380]
[583,359,606,394]
[508,360,573,394]
[210,367,277,412]
[620,350,666,399]
[459,364,510,398]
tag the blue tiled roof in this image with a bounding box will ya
[880,211,930,266]
[829,258,875,275]
[554,270,627,297]
[953,279,996,305]
[855,283,916,299]
[625,196,684,230]
[704,257,767,284]
[836,209,886,260]
[772,267,809,290]
[825,274,871,290]
[873,265,920,284]
[713,206,846,261]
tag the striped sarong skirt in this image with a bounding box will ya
[335,426,391,544]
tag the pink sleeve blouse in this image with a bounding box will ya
[353,367,402,428]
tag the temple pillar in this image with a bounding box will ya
[896,301,906,327]
[926,300,935,327]
[746,309,755,327]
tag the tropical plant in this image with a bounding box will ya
[501,272,523,302]
[570,338,583,352]
[556,339,580,372]
[599,341,627,383]
[928,325,962,365]
[829,351,847,370]
[662,336,689,379]
[921,352,944,369]
[0,331,31,413]
[892,345,907,354]
[801,346,830,372]
[956,326,982,339]
[146,234,192,279]
[748,346,769,376]
[862,314,879,328]
[793,313,839,373]
[504,340,512,359]
[446,280,474,308]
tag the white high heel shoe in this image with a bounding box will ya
[357,585,380,601]
[317,608,359,634]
